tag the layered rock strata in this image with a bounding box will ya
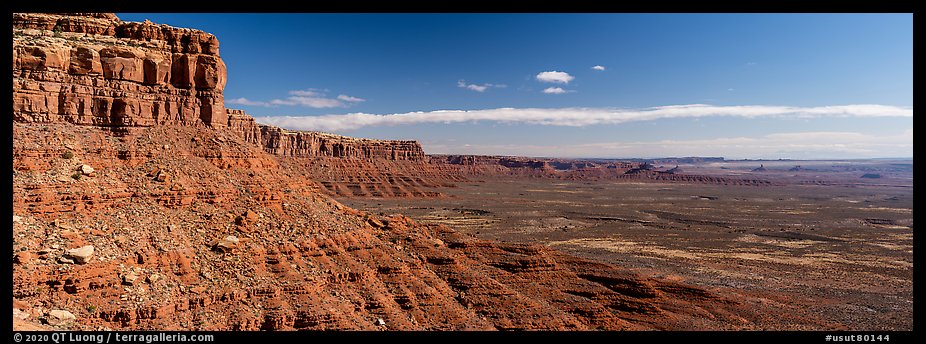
[227,109,444,197]
[14,120,779,330]
[429,155,772,186]
[13,13,227,127]
[13,13,800,331]
[227,109,424,161]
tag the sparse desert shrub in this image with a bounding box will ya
[62,150,74,159]
[71,173,81,180]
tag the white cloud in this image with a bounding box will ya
[457,80,506,92]
[588,131,912,157]
[536,71,574,84]
[271,96,343,108]
[228,89,363,109]
[460,81,487,92]
[227,97,271,107]
[337,94,366,103]
[254,104,912,132]
[592,65,606,71]
[542,87,573,94]
[289,89,325,97]
[423,130,913,159]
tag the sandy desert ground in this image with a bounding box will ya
[342,160,914,330]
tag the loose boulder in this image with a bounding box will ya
[66,245,94,264]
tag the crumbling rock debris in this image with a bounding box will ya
[213,235,240,253]
[46,310,76,326]
[13,308,31,321]
[79,164,95,176]
[65,245,94,264]
[367,217,385,228]
[235,210,258,226]
[14,252,33,265]
[122,271,139,286]
[146,273,162,284]
[154,170,170,182]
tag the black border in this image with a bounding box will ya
[8,1,920,342]
[8,0,921,14]
[8,330,921,340]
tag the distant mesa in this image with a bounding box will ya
[788,165,803,172]
[647,157,725,164]
[623,161,655,175]
[228,109,425,161]
[661,165,682,174]
[751,164,767,172]
[860,173,882,179]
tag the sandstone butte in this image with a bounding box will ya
[13,13,798,331]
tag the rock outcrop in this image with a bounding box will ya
[13,13,227,128]
[13,119,774,331]
[429,155,772,186]
[227,109,445,197]
[227,109,424,161]
[12,13,773,200]
[13,14,788,331]
[65,245,94,264]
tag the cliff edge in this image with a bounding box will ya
[13,13,227,127]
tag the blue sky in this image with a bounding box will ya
[119,13,912,159]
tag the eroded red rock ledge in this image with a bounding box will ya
[13,13,802,331]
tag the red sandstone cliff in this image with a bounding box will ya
[13,13,227,127]
[12,13,791,331]
[227,109,441,197]
[12,13,765,195]
[227,109,424,161]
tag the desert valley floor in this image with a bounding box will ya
[342,162,914,330]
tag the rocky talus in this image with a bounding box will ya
[14,122,770,330]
